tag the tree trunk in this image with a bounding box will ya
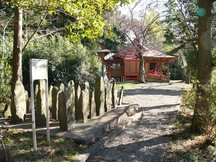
[191,0,213,133]
[11,7,24,123]
[139,53,145,83]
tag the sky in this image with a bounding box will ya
[119,0,168,18]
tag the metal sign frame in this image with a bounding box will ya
[29,59,50,151]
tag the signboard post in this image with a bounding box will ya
[29,59,50,151]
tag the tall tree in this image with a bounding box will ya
[191,0,215,133]
[6,0,130,122]
[111,1,162,82]
[163,0,198,83]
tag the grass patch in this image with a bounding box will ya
[116,80,141,89]
[1,128,82,161]
[163,93,216,162]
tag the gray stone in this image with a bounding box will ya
[56,83,65,121]
[95,76,105,116]
[118,86,124,105]
[58,81,76,131]
[48,85,53,111]
[105,82,112,112]
[3,100,11,118]
[112,79,117,108]
[75,84,82,121]
[35,80,46,127]
[25,90,29,113]
[58,90,67,130]
[51,86,59,120]
[65,80,75,128]
[81,81,89,90]
[89,89,96,118]
[80,82,89,123]
[11,80,27,121]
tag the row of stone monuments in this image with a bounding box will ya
[49,77,120,131]
[3,77,123,131]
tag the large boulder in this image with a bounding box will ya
[11,80,27,122]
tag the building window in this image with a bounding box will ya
[150,63,156,70]
[112,63,120,69]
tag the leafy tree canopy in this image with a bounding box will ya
[6,0,131,41]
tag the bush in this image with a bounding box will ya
[22,35,101,90]
[0,58,12,103]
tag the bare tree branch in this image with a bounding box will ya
[22,12,48,52]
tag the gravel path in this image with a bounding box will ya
[88,81,186,162]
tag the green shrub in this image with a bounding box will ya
[22,35,101,90]
[0,58,12,103]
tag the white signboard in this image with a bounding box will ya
[30,59,48,80]
[30,59,50,151]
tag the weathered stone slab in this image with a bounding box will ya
[80,82,89,123]
[48,85,53,111]
[65,81,75,128]
[3,100,11,118]
[56,83,65,121]
[58,90,67,130]
[118,86,124,105]
[95,76,105,116]
[25,90,29,113]
[58,81,76,131]
[51,86,59,120]
[89,89,96,119]
[111,79,117,108]
[11,80,27,121]
[75,84,82,121]
[105,82,112,112]
[35,80,46,127]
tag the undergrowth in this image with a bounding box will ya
[0,128,83,162]
[163,88,216,162]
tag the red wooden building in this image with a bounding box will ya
[98,46,175,82]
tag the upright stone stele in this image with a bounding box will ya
[11,80,27,122]
[89,89,96,118]
[58,90,67,130]
[35,80,46,127]
[80,82,89,123]
[95,76,105,116]
[48,85,53,111]
[25,90,29,113]
[56,83,65,121]
[118,86,124,105]
[3,100,11,118]
[51,86,59,120]
[112,79,117,108]
[105,82,112,112]
[58,81,76,131]
[75,84,82,121]
[65,81,76,129]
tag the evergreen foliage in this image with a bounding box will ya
[22,35,101,90]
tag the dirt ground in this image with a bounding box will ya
[88,81,186,162]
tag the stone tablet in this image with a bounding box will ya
[89,89,96,118]
[75,85,82,121]
[35,80,46,127]
[51,86,59,120]
[105,82,112,112]
[95,76,105,116]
